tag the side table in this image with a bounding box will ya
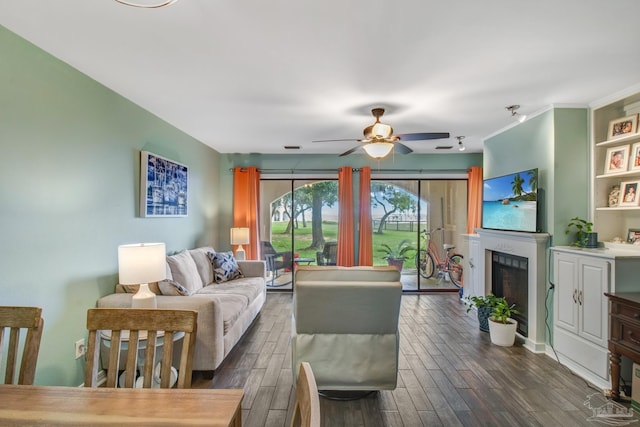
[100,330,185,388]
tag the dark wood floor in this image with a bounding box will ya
[192,292,617,426]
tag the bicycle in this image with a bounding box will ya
[414,228,464,290]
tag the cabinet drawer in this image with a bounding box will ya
[618,320,640,352]
[615,302,640,323]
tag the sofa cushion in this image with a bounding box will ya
[159,279,192,296]
[167,250,203,294]
[188,247,215,287]
[196,277,265,333]
[208,252,244,283]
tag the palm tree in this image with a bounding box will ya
[527,170,538,193]
[511,173,524,197]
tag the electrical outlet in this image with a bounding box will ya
[75,339,85,359]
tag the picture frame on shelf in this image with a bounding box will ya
[627,228,640,243]
[607,114,639,140]
[619,180,640,207]
[630,142,640,171]
[140,151,188,217]
[604,145,629,174]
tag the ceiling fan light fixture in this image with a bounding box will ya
[456,136,466,152]
[370,122,393,139]
[362,142,394,159]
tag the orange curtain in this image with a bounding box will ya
[358,167,373,266]
[337,167,355,266]
[467,166,483,234]
[233,166,260,259]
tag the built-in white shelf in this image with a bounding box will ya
[596,132,640,147]
[596,206,640,211]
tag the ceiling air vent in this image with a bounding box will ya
[435,146,453,150]
[284,146,301,150]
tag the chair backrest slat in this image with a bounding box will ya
[84,308,197,389]
[0,306,44,385]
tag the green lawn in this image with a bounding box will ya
[269,221,420,267]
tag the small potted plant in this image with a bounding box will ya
[565,216,597,248]
[488,297,520,347]
[377,240,415,271]
[465,293,500,333]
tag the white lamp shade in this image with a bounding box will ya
[118,243,166,285]
[363,142,394,159]
[230,228,250,245]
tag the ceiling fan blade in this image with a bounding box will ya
[312,138,359,143]
[393,142,413,154]
[397,132,450,141]
[339,145,361,156]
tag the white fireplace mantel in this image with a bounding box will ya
[475,228,550,353]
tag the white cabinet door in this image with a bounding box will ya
[578,258,610,347]
[554,252,579,335]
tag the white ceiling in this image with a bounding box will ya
[2,0,640,155]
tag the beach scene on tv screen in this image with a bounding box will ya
[483,170,537,232]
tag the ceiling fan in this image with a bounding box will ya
[313,108,450,158]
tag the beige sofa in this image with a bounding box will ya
[291,266,402,391]
[97,246,266,374]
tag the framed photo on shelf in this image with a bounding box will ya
[604,145,629,174]
[627,228,640,243]
[140,151,188,217]
[630,142,640,171]
[607,114,639,140]
[619,180,640,207]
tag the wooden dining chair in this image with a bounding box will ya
[0,306,44,385]
[291,362,320,427]
[84,308,197,389]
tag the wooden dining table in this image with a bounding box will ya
[0,384,243,426]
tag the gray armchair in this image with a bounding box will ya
[291,266,402,392]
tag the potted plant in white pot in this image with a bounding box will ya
[488,297,520,347]
[377,240,415,272]
[465,293,500,333]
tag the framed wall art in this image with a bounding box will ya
[607,114,638,140]
[627,228,640,243]
[619,180,640,207]
[140,151,188,217]
[630,142,640,171]
[604,145,629,174]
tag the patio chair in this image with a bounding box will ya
[316,241,337,266]
[261,241,292,284]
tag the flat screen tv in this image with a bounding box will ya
[482,168,538,233]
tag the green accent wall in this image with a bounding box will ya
[484,107,589,345]
[0,25,220,386]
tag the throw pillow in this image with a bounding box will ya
[159,279,192,296]
[166,250,203,294]
[208,251,244,283]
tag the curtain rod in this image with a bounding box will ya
[231,168,468,174]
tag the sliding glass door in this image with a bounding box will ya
[371,179,467,291]
[260,178,338,290]
[261,176,467,292]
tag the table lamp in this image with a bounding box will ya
[230,227,250,260]
[118,243,166,308]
